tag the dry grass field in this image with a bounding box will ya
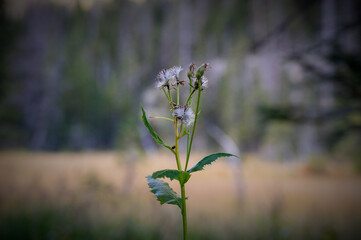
[0,151,360,239]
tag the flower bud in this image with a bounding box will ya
[187,62,196,78]
[195,63,210,80]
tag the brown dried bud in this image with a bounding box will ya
[187,62,196,78]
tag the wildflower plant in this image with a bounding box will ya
[142,63,236,240]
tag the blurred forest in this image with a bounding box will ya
[0,0,360,163]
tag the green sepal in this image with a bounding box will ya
[187,153,236,173]
[146,175,182,209]
[152,169,191,185]
[141,107,173,151]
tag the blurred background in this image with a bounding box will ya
[0,0,361,239]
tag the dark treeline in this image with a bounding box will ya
[0,0,360,162]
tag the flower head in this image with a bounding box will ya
[156,69,169,88]
[169,66,183,80]
[187,63,196,78]
[156,66,183,89]
[172,105,195,126]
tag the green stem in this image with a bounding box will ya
[180,183,188,240]
[168,88,174,110]
[185,89,201,171]
[179,124,183,138]
[174,119,181,171]
[186,76,193,165]
[185,89,196,106]
[174,83,182,171]
[163,88,174,111]
[175,82,187,240]
[162,88,170,102]
[177,85,180,105]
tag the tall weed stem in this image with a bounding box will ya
[185,89,201,170]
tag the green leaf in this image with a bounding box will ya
[141,107,173,151]
[152,169,183,180]
[187,153,236,173]
[152,169,191,185]
[146,175,182,209]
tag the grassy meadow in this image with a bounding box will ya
[0,151,360,240]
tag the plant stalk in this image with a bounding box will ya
[186,76,193,169]
[174,119,181,171]
[185,89,196,106]
[180,183,188,240]
[185,89,201,170]
[177,85,180,105]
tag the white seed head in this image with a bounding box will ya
[172,105,194,126]
[170,66,183,79]
[170,66,183,88]
[156,69,169,89]
[156,66,183,89]
[200,76,208,89]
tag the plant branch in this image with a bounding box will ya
[150,116,174,122]
[174,119,181,171]
[185,89,196,106]
[185,89,201,171]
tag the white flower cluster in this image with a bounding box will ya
[156,66,183,89]
[153,63,211,126]
[172,105,195,126]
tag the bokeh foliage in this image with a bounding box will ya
[0,0,360,164]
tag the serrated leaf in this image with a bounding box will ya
[187,153,236,173]
[146,175,182,209]
[141,107,173,151]
[152,169,183,180]
[152,169,191,185]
